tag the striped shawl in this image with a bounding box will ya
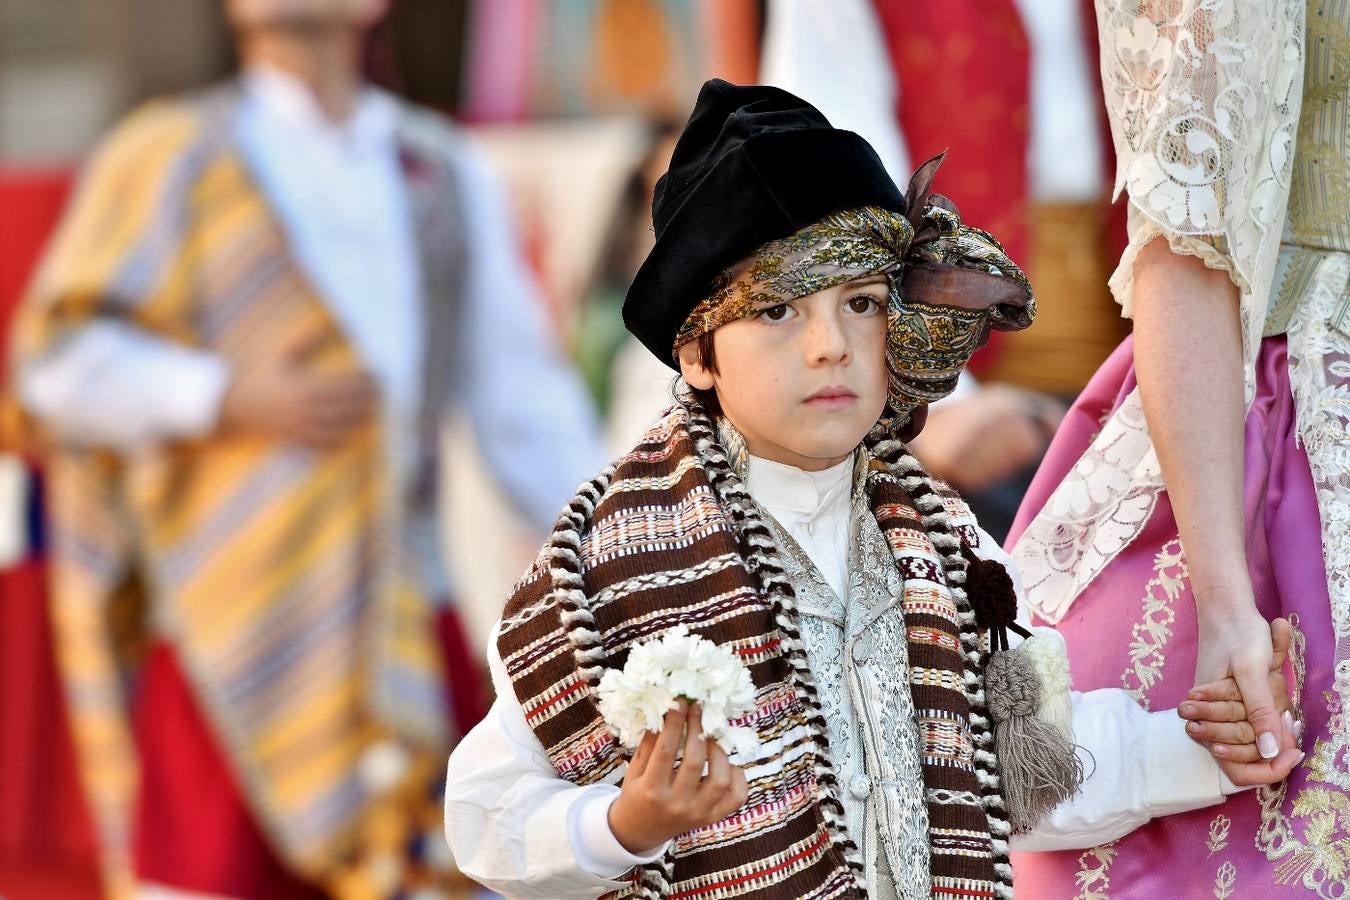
[496,398,1013,899]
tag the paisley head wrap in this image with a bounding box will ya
[674,154,1035,428]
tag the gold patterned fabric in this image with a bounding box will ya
[674,206,915,348]
[673,157,1036,426]
[1265,0,1350,336]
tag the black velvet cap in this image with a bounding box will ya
[623,78,907,368]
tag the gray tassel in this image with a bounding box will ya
[985,648,1085,833]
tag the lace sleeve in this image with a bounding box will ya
[1096,0,1305,393]
[1012,2,1307,626]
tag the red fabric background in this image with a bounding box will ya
[0,168,103,900]
[871,0,1030,375]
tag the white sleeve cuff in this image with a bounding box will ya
[154,347,231,439]
[568,785,671,879]
[19,322,231,448]
[1145,709,1228,816]
[1014,689,1229,852]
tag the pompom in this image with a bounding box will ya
[960,544,1018,633]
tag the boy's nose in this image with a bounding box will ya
[805,313,850,365]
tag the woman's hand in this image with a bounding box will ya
[1193,590,1286,760]
[1184,617,1302,783]
[608,702,749,854]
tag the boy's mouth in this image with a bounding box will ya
[803,385,858,409]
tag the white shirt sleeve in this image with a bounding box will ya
[1013,690,1229,851]
[451,141,606,533]
[444,622,670,897]
[18,321,231,450]
[967,528,1231,850]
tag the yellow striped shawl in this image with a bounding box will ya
[9,86,469,890]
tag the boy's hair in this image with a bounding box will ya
[688,331,723,416]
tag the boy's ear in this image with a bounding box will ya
[677,341,716,390]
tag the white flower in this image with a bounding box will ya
[596,668,674,748]
[595,625,760,758]
[719,725,760,758]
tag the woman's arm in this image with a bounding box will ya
[1130,239,1287,763]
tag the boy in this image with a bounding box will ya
[444,80,1300,899]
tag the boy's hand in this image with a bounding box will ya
[1179,618,1304,786]
[608,702,749,854]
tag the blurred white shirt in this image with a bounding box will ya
[1013,0,1105,201]
[759,0,909,183]
[237,62,424,427]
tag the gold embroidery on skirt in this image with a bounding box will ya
[1213,861,1238,899]
[1255,614,1350,896]
[1209,814,1233,856]
[1121,538,1186,705]
[1074,538,1188,896]
[1074,843,1119,900]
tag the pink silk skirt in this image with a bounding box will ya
[1007,335,1345,898]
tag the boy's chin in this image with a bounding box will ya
[786,433,872,466]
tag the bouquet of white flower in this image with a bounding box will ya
[596,625,759,758]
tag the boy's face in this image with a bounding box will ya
[679,277,890,471]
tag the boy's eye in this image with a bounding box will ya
[758,304,792,321]
[847,295,880,314]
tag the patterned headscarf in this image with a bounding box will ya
[674,155,1035,427]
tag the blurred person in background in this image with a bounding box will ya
[6,0,602,897]
[580,119,684,455]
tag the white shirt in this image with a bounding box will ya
[443,455,1236,898]
[236,63,424,425]
[746,453,854,600]
[1013,0,1105,201]
[17,66,602,533]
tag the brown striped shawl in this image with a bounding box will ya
[496,397,1012,899]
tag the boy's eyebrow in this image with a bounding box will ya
[745,276,891,308]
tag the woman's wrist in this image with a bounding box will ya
[1194,593,1259,627]
[1189,566,1254,609]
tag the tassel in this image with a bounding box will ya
[985,647,1085,834]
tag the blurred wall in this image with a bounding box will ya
[0,0,233,163]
